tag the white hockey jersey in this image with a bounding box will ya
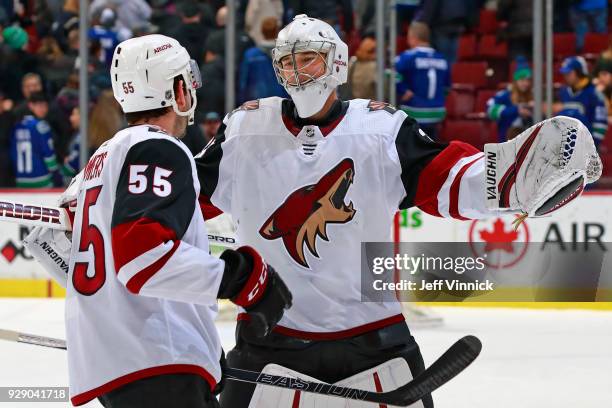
[196,97,490,340]
[66,125,225,405]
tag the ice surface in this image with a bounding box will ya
[0,299,610,407]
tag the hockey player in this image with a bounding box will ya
[395,21,450,139]
[195,15,601,407]
[23,34,292,408]
[9,92,63,188]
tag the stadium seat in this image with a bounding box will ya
[553,33,577,60]
[475,89,498,113]
[601,127,612,153]
[478,35,508,59]
[551,61,564,82]
[457,34,477,61]
[484,120,499,144]
[445,89,476,119]
[583,33,609,55]
[396,35,408,54]
[441,120,488,149]
[601,153,612,176]
[477,9,499,35]
[486,60,509,88]
[452,61,489,89]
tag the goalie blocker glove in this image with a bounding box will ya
[485,116,602,217]
[218,246,293,337]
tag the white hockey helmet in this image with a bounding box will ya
[272,14,349,118]
[110,34,202,124]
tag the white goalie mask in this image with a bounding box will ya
[110,34,202,124]
[272,15,349,118]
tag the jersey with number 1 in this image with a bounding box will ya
[395,46,450,125]
[66,125,225,406]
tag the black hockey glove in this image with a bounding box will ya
[218,246,292,337]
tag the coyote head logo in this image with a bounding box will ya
[259,159,356,268]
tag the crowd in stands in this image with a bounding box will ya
[0,0,611,189]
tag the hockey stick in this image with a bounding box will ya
[0,329,67,350]
[0,199,237,248]
[0,328,481,405]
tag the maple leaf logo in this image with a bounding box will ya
[479,218,518,253]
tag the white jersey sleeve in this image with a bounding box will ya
[380,109,491,220]
[111,136,225,304]
[195,102,256,219]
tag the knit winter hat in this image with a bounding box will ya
[2,26,28,50]
[513,56,532,81]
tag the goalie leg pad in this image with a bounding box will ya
[247,359,422,408]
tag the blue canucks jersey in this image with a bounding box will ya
[88,26,119,66]
[486,88,532,142]
[395,46,450,124]
[558,81,608,144]
[10,116,59,188]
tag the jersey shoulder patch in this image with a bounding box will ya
[229,100,260,118]
[367,100,399,115]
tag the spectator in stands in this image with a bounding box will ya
[1,25,38,93]
[238,17,288,103]
[497,0,533,60]
[354,0,375,37]
[0,90,16,187]
[199,111,222,143]
[168,2,209,66]
[486,57,534,142]
[35,36,75,94]
[62,105,80,181]
[90,0,152,39]
[15,73,43,110]
[9,92,63,187]
[52,0,79,53]
[416,0,481,65]
[88,8,120,67]
[594,59,612,124]
[346,36,377,100]
[197,30,226,116]
[213,5,253,66]
[288,0,354,37]
[88,89,124,155]
[556,56,608,148]
[54,72,79,122]
[14,73,72,160]
[245,0,283,45]
[593,35,612,74]
[395,22,450,139]
[569,0,607,52]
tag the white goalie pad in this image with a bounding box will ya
[248,358,423,408]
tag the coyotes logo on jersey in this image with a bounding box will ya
[259,159,356,268]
